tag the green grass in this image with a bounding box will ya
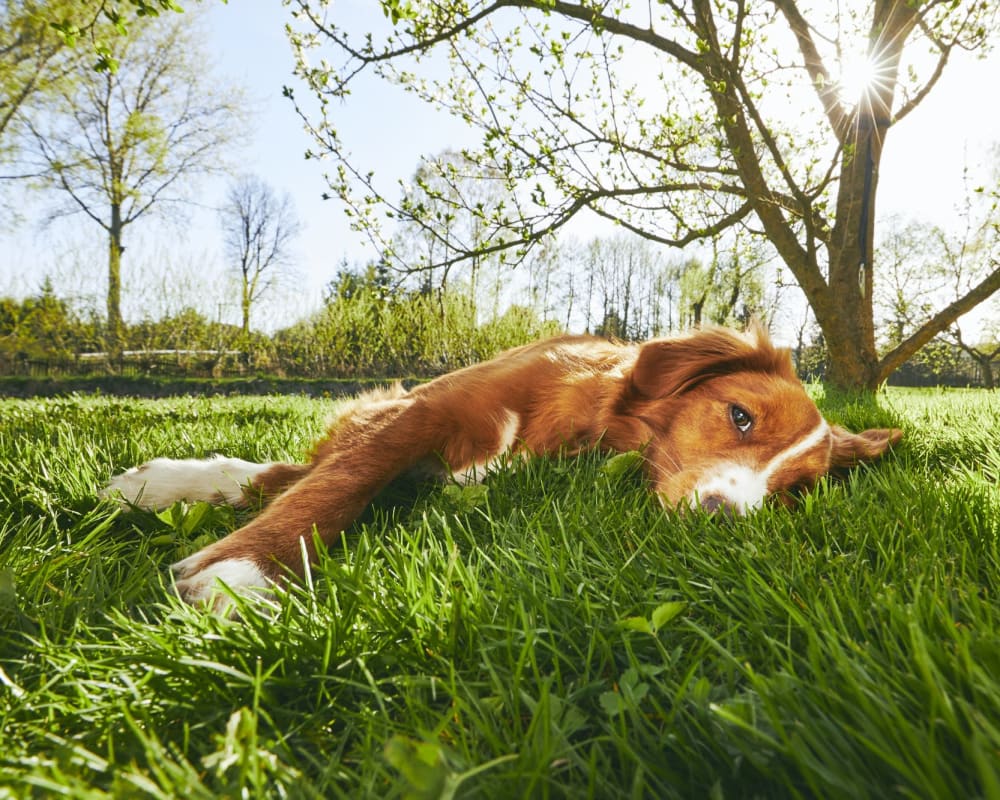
[0,388,998,798]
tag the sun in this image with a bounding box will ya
[837,52,883,104]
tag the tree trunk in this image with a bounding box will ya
[811,0,915,391]
[980,358,994,391]
[822,313,881,390]
[697,0,918,392]
[240,276,252,368]
[690,296,704,328]
[241,289,251,340]
[107,202,124,367]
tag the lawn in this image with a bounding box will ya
[0,388,998,798]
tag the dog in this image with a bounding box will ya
[103,324,902,609]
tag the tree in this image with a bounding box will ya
[0,0,90,199]
[287,0,1000,390]
[582,234,678,339]
[874,217,948,347]
[0,278,98,366]
[390,149,524,325]
[219,175,301,341]
[677,234,768,330]
[3,0,182,171]
[951,325,1000,389]
[45,0,183,73]
[875,155,1000,384]
[1,1,67,146]
[20,10,243,360]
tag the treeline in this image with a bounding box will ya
[2,233,770,379]
[0,274,560,379]
[2,269,997,387]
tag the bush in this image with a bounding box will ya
[274,286,561,377]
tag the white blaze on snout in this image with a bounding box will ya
[689,420,831,515]
[690,464,770,516]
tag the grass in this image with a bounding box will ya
[0,388,998,798]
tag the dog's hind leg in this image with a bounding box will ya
[169,394,454,606]
[101,456,311,510]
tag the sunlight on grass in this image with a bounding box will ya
[1,390,998,797]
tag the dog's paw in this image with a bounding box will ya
[101,456,269,510]
[170,547,275,614]
[101,460,167,509]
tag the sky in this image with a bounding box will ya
[1,2,998,334]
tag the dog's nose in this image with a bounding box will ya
[700,494,735,518]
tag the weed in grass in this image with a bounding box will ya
[0,389,998,798]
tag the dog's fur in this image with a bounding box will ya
[103,325,902,608]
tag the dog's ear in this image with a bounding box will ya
[628,325,794,400]
[829,425,903,469]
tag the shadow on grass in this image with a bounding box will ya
[812,384,905,432]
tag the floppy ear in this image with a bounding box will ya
[628,325,795,400]
[829,426,903,469]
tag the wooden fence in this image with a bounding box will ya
[1,350,245,378]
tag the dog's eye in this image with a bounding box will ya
[730,404,753,434]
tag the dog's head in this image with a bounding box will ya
[621,324,902,515]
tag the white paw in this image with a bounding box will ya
[101,456,273,510]
[171,553,272,613]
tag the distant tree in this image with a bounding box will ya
[45,0,183,72]
[793,320,828,382]
[20,10,244,361]
[876,158,1000,382]
[874,218,944,348]
[0,278,97,365]
[1,1,70,145]
[0,0,89,215]
[678,235,768,330]
[325,259,393,304]
[582,234,676,339]
[951,325,1000,389]
[219,175,301,341]
[391,150,514,322]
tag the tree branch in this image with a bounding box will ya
[877,262,1000,382]
[894,39,951,124]
[770,0,849,139]
[300,0,704,91]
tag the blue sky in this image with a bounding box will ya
[1,3,998,331]
[198,2,476,292]
[0,2,477,324]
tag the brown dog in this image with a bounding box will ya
[103,325,902,608]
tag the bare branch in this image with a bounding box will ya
[770,0,848,138]
[877,262,1000,382]
[894,41,951,124]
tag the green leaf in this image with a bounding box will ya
[155,501,232,537]
[599,450,644,481]
[617,615,653,634]
[650,601,686,631]
[441,483,489,512]
[599,690,626,716]
[617,600,685,635]
[384,735,448,800]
